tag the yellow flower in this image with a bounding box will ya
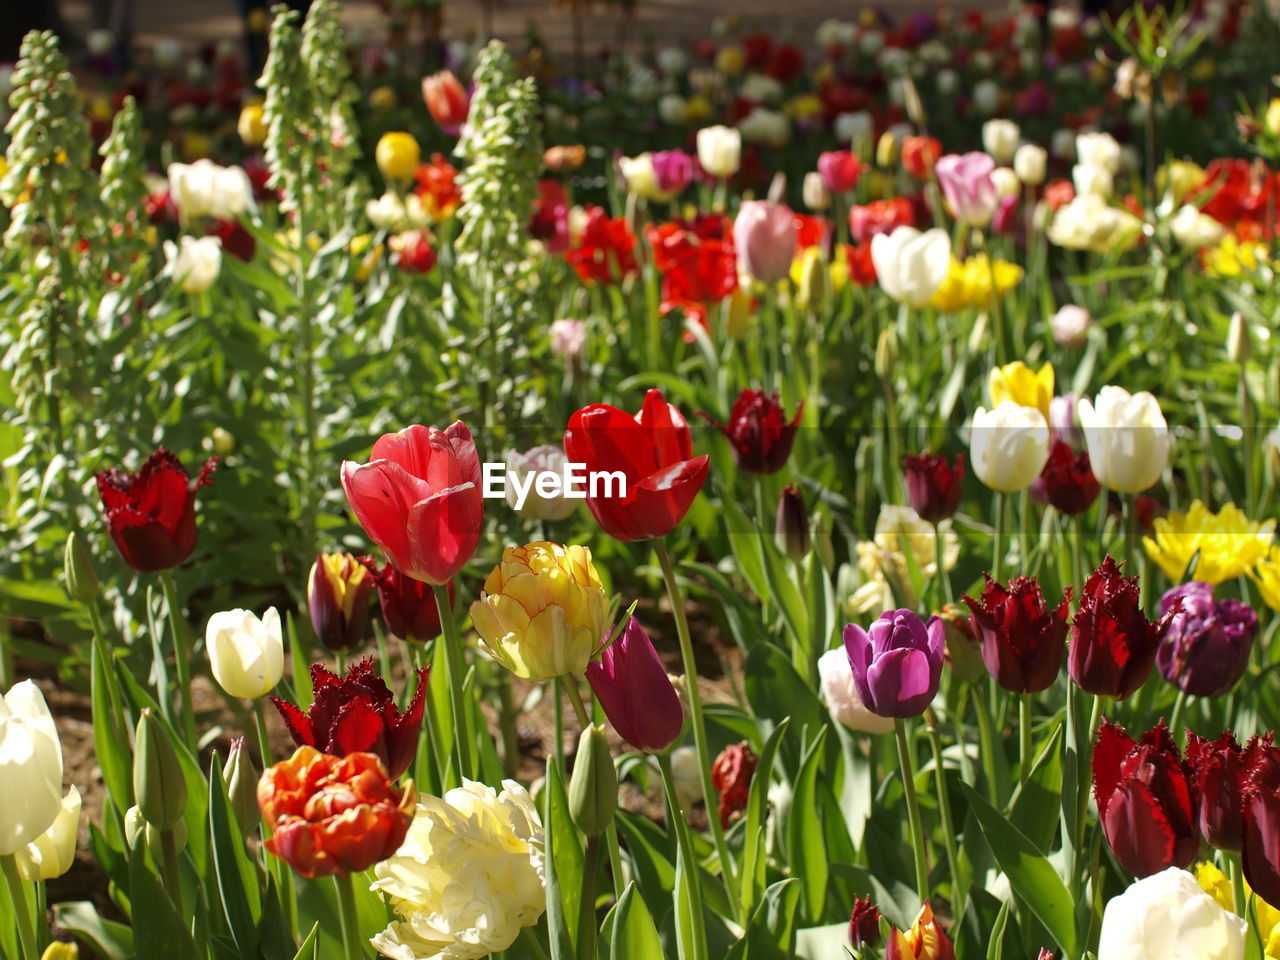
[715,46,744,77]
[725,288,754,338]
[1266,98,1280,138]
[988,361,1054,421]
[1252,545,1280,611]
[376,131,421,182]
[369,85,397,111]
[469,542,610,680]
[237,103,267,148]
[41,945,79,960]
[784,94,824,121]
[1143,500,1275,585]
[1204,235,1267,277]
[1159,160,1205,205]
[1194,861,1233,912]
[350,234,383,284]
[928,255,1023,313]
[1195,859,1280,954]
[684,94,713,124]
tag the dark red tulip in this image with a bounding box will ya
[698,389,803,475]
[903,453,965,522]
[1157,582,1258,698]
[1069,556,1165,699]
[270,659,428,780]
[962,575,1070,694]
[96,448,218,572]
[1241,740,1280,908]
[564,389,709,542]
[585,618,683,753]
[1037,441,1099,516]
[848,895,882,948]
[1186,731,1259,853]
[775,485,811,561]
[710,741,758,829]
[308,552,373,652]
[358,557,452,643]
[1092,719,1199,878]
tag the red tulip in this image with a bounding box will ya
[903,452,965,522]
[848,895,882,948]
[96,448,218,572]
[421,70,469,129]
[711,741,758,829]
[270,658,428,780]
[563,389,709,542]
[962,575,1070,694]
[698,389,803,475]
[1068,556,1164,699]
[818,150,862,194]
[1187,731,1257,853]
[308,552,373,652]
[258,746,415,878]
[885,903,954,960]
[340,422,483,585]
[358,556,451,643]
[901,135,942,179]
[586,618,683,753]
[1037,441,1099,516]
[1241,739,1280,908]
[1092,719,1199,878]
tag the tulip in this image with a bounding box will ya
[901,135,942,179]
[619,153,676,202]
[63,531,99,605]
[1093,719,1198,878]
[307,553,372,652]
[1171,204,1226,248]
[733,201,798,284]
[935,152,1000,227]
[969,402,1051,493]
[990,166,1020,200]
[699,388,803,475]
[41,944,79,960]
[988,361,1053,421]
[982,119,1020,163]
[870,226,951,307]
[843,609,946,718]
[96,448,218,573]
[164,235,222,293]
[237,103,267,147]
[818,648,895,734]
[421,70,469,129]
[0,681,64,857]
[1050,304,1091,347]
[962,575,1070,694]
[470,542,611,681]
[167,159,253,220]
[697,124,741,178]
[563,389,709,542]
[15,786,80,881]
[651,149,694,196]
[133,709,186,831]
[206,607,285,699]
[223,738,260,837]
[775,485,811,561]
[1144,501,1274,587]
[738,107,789,146]
[1047,194,1143,253]
[375,131,421,182]
[504,446,579,521]
[1014,143,1047,185]
[271,659,428,781]
[1241,741,1280,908]
[359,557,451,643]
[550,318,587,364]
[569,724,618,837]
[1099,867,1245,960]
[903,453,965,522]
[711,741,758,828]
[818,150,861,193]
[802,172,832,211]
[1076,131,1122,173]
[259,747,416,878]
[340,421,483,586]
[1070,556,1165,699]
[1037,441,1100,516]
[586,618,684,753]
[1186,731,1253,853]
[848,895,882,949]
[1157,583,1257,698]
[885,902,955,960]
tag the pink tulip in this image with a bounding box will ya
[818,150,861,193]
[586,618,684,752]
[733,200,798,284]
[935,152,999,227]
[651,150,694,195]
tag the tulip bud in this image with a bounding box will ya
[1266,98,1280,138]
[937,603,986,683]
[875,328,897,379]
[875,130,899,168]
[308,553,373,652]
[803,171,832,211]
[133,709,187,831]
[64,531,99,604]
[42,945,79,960]
[848,895,883,949]
[568,724,617,837]
[1228,311,1251,364]
[798,247,827,309]
[1014,144,1047,186]
[124,804,188,855]
[211,426,235,455]
[668,745,702,810]
[237,103,267,148]
[224,738,260,836]
[775,485,811,561]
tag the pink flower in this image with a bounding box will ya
[733,200,798,284]
[550,318,587,363]
[935,152,999,227]
[818,150,861,193]
[586,618,684,752]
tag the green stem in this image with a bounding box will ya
[158,569,196,750]
[296,203,318,555]
[604,821,627,901]
[933,521,953,606]
[160,828,183,915]
[1168,689,1188,741]
[334,871,364,960]
[1231,854,1248,917]
[925,711,963,918]
[653,539,739,915]
[1,853,39,959]
[497,674,521,780]
[0,619,12,690]
[894,717,931,907]
[577,835,601,960]
[1019,693,1033,787]
[432,583,472,784]
[973,682,1000,803]
[565,679,591,730]
[656,751,708,960]
[992,492,1005,582]
[253,699,273,767]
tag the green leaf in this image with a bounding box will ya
[607,882,668,960]
[1008,722,1064,853]
[208,757,261,958]
[543,761,579,960]
[786,727,830,924]
[91,636,133,810]
[52,902,135,960]
[984,899,1011,960]
[958,782,1078,958]
[292,923,321,960]
[672,832,708,960]
[741,718,790,919]
[127,842,198,958]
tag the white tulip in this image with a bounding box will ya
[164,236,222,294]
[737,107,790,147]
[618,154,674,202]
[818,649,894,734]
[697,125,741,178]
[167,159,253,221]
[834,111,874,148]
[970,402,1051,493]
[16,786,80,881]
[870,226,952,308]
[1073,163,1114,199]
[972,79,1000,116]
[982,119,1021,163]
[1013,144,1047,185]
[1047,194,1143,254]
[1170,205,1226,249]
[0,681,64,856]
[504,446,579,521]
[803,172,832,212]
[1079,386,1172,494]
[658,94,689,126]
[991,166,1020,200]
[1098,868,1244,960]
[740,73,784,104]
[206,607,284,699]
[1076,131,1122,173]
[1050,128,1078,162]
[1050,305,1092,347]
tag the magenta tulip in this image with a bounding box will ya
[585,618,684,753]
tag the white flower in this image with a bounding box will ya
[668,746,702,810]
[815,19,856,48]
[819,649,895,735]
[164,236,222,293]
[848,506,959,615]
[658,94,689,126]
[697,125,741,178]
[0,681,64,856]
[982,119,1021,163]
[372,780,546,960]
[870,226,951,308]
[1076,131,1123,173]
[549,318,586,362]
[206,607,284,699]
[803,172,832,212]
[167,159,253,221]
[1170,205,1226,249]
[16,786,80,881]
[1050,305,1091,347]
[655,46,689,76]
[504,446,578,521]
[1050,128,1078,162]
[1073,162,1114,199]
[627,64,659,102]
[936,69,959,96]
[737,107,789,147]
[367,192,431,231]
[834,111,874,147]
[991,166,1020,200]
[1098,868,1244,960]
[859,30,885,56]
[970,402,1051,493]
[740,73,784,104]
[618,153,674,202]
[1013,144,1047,185]
[1079,386,1172,494]
[972,79,1000,116]
[1047,194,1143,254]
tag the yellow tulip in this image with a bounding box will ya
[715,46,744,77]
[376,131,421,182]
[237,103,268,148]
[1251,545,1280,612]
[987,361,1054,421]
[1144,501,1275,586]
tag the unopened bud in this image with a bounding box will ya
[124,804,188,854]
[876,130,900,168]
[875,328,897,379]
[799,249,827,309]
[775,486,811,561]
[568,723,617,837]
[937,603,985,683]
[133,709,187,830]
[1228,312,1252,364]
[41,943,80,960]
[802,171,832,212]
[224,738,260,836]
[64,531,99,604]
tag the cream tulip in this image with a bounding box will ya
[982,119,1020,163]
[1014,144,1047,185]
[206,607,284,699]
[818,649,895,734]
[696,125,741,178]
[0,681,64,856]
[164,236,222,294]
[167,159,253,220]
[1076,131,1123,174]
[15,786,80,881]
[1079,386,1172,494]
[1097,867,1244,960]
[870,226,951,308]
[970,401,1051,493]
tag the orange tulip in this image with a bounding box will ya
[421,70,469,129]
[885,903,955,960]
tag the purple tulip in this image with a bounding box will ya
[733,200,798,284]
[843,609,946,718]
[1157,582,1258,698]
[651,149,694,196]
[934,152,999,227]
[586,618,684,752]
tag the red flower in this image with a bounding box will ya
[1187,731,1261,853]
[848,895,882,949]
[358,557,452,643]
[1092,719,1198,878]
[903,452,964,522]
[413,153,462,220]
[585,618,683,753]
[1037,441,1099,516]
[843,242,878,286]
[530,180,570,256]
[391,230,438,274]
[1068,556,1164,699]
[1043,179,1076,211]
[270,659,429,780]
[421,70,469,130]
[901,135,942,180]
[565,206,638,286]
[711,741,758,829]
[646,215,738,325]
[258,746,416,878]
[698,389,803,475]
[1242,740,1280,908]
[563,389,709,542]
[308,552,374,652]
[963,575,1070,694]
[210,218,256,261]
[96,449,217,572]
[765,43,804,82]
[340,422,483,586]
[819,150,862,194]
[847,198,915,244]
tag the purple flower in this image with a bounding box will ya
[1157,582,1257,698]
[934,152,999,227]
[586,618,684,752]
[843,609,946,718]
[651,150,694,196]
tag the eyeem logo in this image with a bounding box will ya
[482,462,627,511]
